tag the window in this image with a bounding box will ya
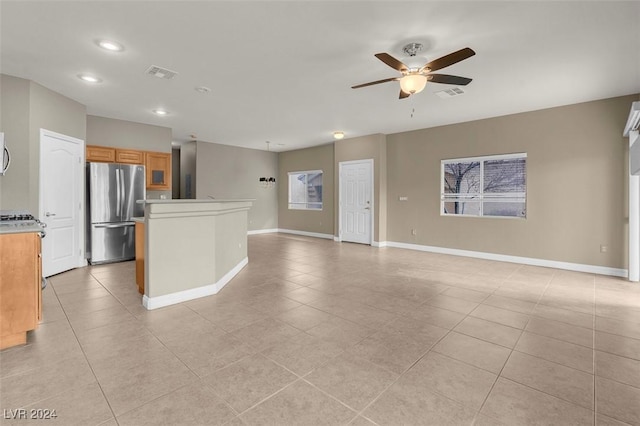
[288,170,323,210]
[441,153,526,218]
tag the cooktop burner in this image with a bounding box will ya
[1,209,35,220]
[0,210,42,227]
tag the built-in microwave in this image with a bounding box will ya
[0,132,10,175]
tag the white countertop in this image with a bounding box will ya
[0,224,46,235]
[137,198,254,204]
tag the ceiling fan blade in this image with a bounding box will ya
[375,53,409,72]
[422,47,475,72]
[399,90,410,99]
[351,77,399,89]
[428,74,473,86]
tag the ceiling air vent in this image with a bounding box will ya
[145,65,178,80]
[435,87,466,99]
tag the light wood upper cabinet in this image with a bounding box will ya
[115,149,145,165]
[86,145,116,163]
[0,232,41,350]
[86,144,171,190]
[145,151,171,190]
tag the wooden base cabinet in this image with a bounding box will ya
[0,232,42,350]
[135,222,145,295]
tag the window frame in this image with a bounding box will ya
[440,153,527,219]
[288,169,324,210]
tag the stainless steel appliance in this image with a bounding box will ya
[86,162,145,264]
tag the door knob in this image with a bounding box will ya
[45,212,56,217]
[364,207,371,210]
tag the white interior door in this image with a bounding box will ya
[40,129,84,277]
[340,160,373,244]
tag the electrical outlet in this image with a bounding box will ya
[399,196,408,201]
[411,229,417,236]
[600,245,608,253]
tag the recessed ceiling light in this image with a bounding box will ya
[97,39,124,52]
[194,86,211,93]
[333,131,345,140]
[77,73,102,83]
[152,109,169,116]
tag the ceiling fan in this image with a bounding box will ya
[352,43,476,99]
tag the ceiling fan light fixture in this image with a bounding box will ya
[400,74,427,94]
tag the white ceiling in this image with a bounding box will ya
[1,1,639,152]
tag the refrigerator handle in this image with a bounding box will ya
[120,168,125,218]
[115,168,121,220]
[94,222,135,228]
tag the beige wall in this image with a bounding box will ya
[86,115,171,152]
[278,143,334,235]
[0,75,30,210]
[195,142,278,231]
[334,133,387,242]
[387,94,637,269]
[86,115,172,199]
[0,75,86,213]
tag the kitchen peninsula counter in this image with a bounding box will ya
[136,199,253,309]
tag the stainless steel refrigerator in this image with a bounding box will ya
[86,162,145,264]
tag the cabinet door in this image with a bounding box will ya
[116,149,144,165]
[145,152,171,190]
[86,145,116,163]
[0,233,39,349]
[37,236,42,322]
[135,222,145,295]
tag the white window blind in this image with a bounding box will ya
[441,153,526,218]
[288,170,323,210]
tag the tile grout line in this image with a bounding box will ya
[469,262,527,424]
[345,302,475,423]
[53,271,121,425]
[85,269,240,424]
[472,263,560,424]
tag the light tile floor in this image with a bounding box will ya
[1,233,640,425]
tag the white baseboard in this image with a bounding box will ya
[248,228,278,235]
[143,257,248,310]
[384,241,627,277]
[334,236,341,242]
[245,229,626,277]
[277,229,334,240]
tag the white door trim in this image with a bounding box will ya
[338,159,374,245]
[39,128,86,273]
